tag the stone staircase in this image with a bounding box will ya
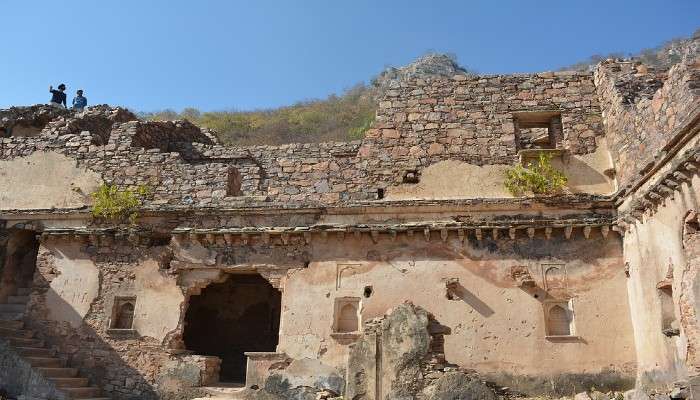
[0,287,110,400]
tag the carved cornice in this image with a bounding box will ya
[616,146,700,231]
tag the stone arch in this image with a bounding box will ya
[547,304,571,336]
[0,228,39,303]
[337,303,359,333]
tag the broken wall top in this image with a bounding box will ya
[0,54,696,214]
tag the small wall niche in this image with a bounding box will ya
[544,300,576,338]
[110,296,136,330]
[657,282,679,337]
[332,297,360,335]
[226,166,243,196]
[513,111,563,151]
[402,170,420,184]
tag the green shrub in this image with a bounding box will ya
[140,83,377,146]
[348,111,375,140]
[504,153,567,196]
[91,184,150,224]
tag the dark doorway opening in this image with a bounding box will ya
[0,229,39,303]
[183,274,281,383]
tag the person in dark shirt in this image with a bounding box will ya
[49,83,67,108]
[72,90,87,111]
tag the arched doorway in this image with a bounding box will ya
[183,274,281,383]
[0,229,39,303]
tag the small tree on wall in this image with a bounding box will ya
[504,153,567,196]
[91,184,151,224]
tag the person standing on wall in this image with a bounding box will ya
[48,84,67,108]
[72,89,87,111]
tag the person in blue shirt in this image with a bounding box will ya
[72,90,87,111]
[49,84,67,108]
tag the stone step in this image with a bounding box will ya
[37,367,78,378]
[62,386,102,398]
[0,319,23,329]
[8,336,43,347]
[0,326,32,338]
[18,346,54,357]
[0,303,26,313]
[15,288,31,296]
[75,398,110,400]
[0,311,24,321]
[7,295,29,304]
[48,377,89,388]
[26,356,62,368]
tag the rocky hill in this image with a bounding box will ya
[561,28,700,71]
[141,53,468,146]
[144,31,698,146]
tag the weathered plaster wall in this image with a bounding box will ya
[622,174,700,389]
[278,233,636,383]
[385,160,512,200]
[0,151,101,210]
[133,259,184,342]
[385,139,614,200]
[557,137,616,195]
[24,237,197,400]
[43,241,100,328]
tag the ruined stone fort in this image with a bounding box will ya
[0,44,699,400]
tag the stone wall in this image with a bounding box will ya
[357,71,604,192]
[0,75,613,211]
[595,57,700,192]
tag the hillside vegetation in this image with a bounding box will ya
[141,84,375,146]
[142,31,697,146]
[561,28,699,71]
[141,53,467,146]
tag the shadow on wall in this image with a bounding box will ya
[557,155,613,194]
[446,280,495,317]
[27,269,161,399]
[0,229,198,400]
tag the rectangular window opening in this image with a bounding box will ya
[333,297,361,334]
[513,111,563,151]
[110,296,136,330]
[544,299,576,338]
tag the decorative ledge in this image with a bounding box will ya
[518,148,567,164]
[106,328,138,338]
[545,335,581,342]
[330,332,362,341]
[244,351,288,360]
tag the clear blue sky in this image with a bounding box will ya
[1,1,698,112]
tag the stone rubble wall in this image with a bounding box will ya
[357,71,603,189]
[26,239,167,400]
[595,57,700,191]
[0,71,609,210]
[0,104,72,138]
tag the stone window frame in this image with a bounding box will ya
[331,297,361,340]
[512,110,564,151]
[543,299,578,340]
[108,295,138,334]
